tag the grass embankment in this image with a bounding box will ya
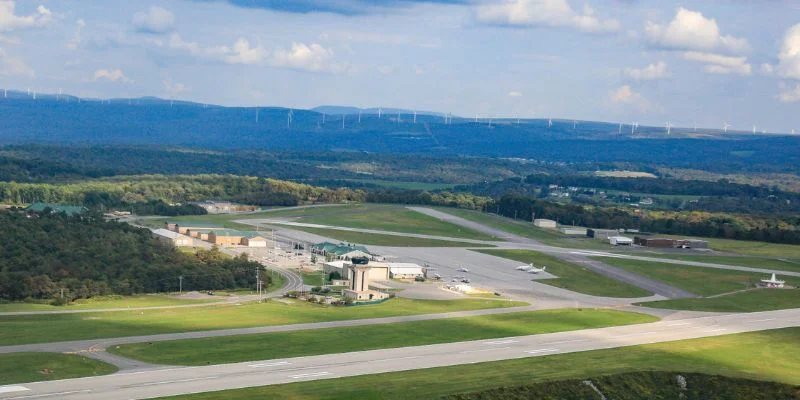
[0,295,220,313]
[443,372,799,400]
[0,298,525,346]
[110,309,657,365]
[0,353,117,385]
[159,328,800,400]
[640,289,800,312]
[299,270,327,286]
[595,257,800,297]
[476,249,652,298]
[434,207,612,250]
[702,237,800,258]
[635,254,800,273]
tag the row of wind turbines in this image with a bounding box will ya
[6,87,797,135]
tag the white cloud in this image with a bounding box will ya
[272,42,336,72]
[623,61,669,81]
[168,34,268,65]
[646,7,749,54]
[376,65,393,75]
[508,91,523,97]
[163,78,189,98]
[610,85,652,112]
[776,23,800,80]
[0,1,52,32]
[682,51,751,76]
[93,68,132,83]
[0,47,33,77]
[475,0,620,34]
[133,6,174,34]
[413,64,425,75]
[760,63,775,75]
[778,82,800,103]
[66,18,85,50]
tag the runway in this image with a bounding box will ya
[1,308,797,400]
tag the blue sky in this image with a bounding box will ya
[1,0,799,132]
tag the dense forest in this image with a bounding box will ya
[0,211,269,302]
[492,194,800,244]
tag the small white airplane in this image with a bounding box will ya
[457,267,469,272]
[515,264,533,271]
[528,266,546,274]
[433,273,442,280]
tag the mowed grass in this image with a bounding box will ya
[476,249,652,298]
[652,234,800,259]
[0,353,117,385]
[595,257,800,297]
[639,288,800,312]
[283,204,497,240]
[110,309,657,366]
[0,295,219,313]
[433,207,611,250]
[293,226,491,247]
[0,298,526,346]
[635,254,800,273]
[160,328,800,400]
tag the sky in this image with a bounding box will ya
[1,0,799,132]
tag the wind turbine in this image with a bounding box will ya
[548,118,553,128]
[752,125,757,135]
[358,110,362,124]
[618,123,623,134]
[342,114,346,129]
[413,111,417,124]
[322,113,326,125]
[57,88,62,101]
[723,121,730,133]
[3,89,6,98]
[475,115,479,123]
[287,109,294,129]
[378,108,382,119]
[573,120,577,130]
[631,122,635,134]
[665,122,672,135]
[255,109,259,123]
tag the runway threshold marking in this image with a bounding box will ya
[248,361,291,368]
[525,348,558,355]
[290,372,331,379]
[0,386,29,394]
[6,390,91,399]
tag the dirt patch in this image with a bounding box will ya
[39,368,53,375]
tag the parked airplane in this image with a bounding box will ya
[528,265,547,274]
[457,267,469,272]
[516,264,546,274]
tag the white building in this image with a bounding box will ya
[388,263,425,279]
[153,229,193,247]
[533,219,557,228]
[560,227,588,236]
[609,236,634,246]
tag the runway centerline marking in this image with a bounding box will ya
[137,377,218,387]
[749,318,776,323]
[525,348,558,354]
[616,331,659,338]
[290,372,331,379]
[0,386,29,394]
[485,339,518,345]
[373,356,421,363]
[666,322,690,327]
[6,390,91,399]
[461,346,511,354]
[703,328,727,333]
[248,361,291,368]
[544,339,585,345]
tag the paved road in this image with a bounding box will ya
[2,308,797,400]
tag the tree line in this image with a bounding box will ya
[491,194,800,245]
[0,210,269,302]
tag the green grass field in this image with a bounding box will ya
[110,309,657,366]
[651,235,800,259]
[294,226,491,247]
[299,270,327,286]
[0,295,220,313]
[279,204,496,240]
[433,207,612,250]
[476,249,652,298]
[0,353,117,385]
[595,257,800,297]
[634,254,800,273]
[639,288,800,312]
[0,298,525,346]
[160,328,800,400]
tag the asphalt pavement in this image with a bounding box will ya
[1,308,797,400]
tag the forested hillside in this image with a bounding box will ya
[0,211,267,302]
